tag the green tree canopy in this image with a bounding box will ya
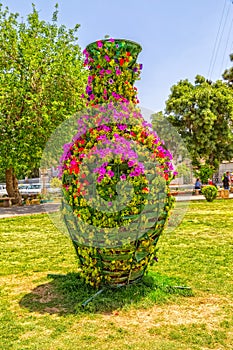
[223,53,233,85]
[165,75,233,171]
[0,3,87,203]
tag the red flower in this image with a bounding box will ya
[142,187,149,193]
[119,58,124,66]
[126,51,131,56]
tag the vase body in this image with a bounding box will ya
[61,38,174,288]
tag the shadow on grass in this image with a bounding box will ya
[19,272,193,316]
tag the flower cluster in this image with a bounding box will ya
[82,38,142,105]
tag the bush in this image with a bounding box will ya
[201,185,218,202]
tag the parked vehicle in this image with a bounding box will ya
[0,184,7,197]
[18,183,42,195]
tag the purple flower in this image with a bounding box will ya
[103,125,112,132]
[89,94,95,100]
[108,78,114,84]
[97,135,107,141]
[105,55,110,62]
[97,41,103,48]
[108,201,112,206]
[107,170,114,178]
[87,76,93,84]
[128,160,135,167]
[98,166,106,175]
[116,68,121,75]
[105,69,112,74]
[83,48,89,56]
[86,85,92,94]
[112,92,121,100]
[108,38,115,43]
[97,175,104,183]
[120,174,126,181]
[113,133,120,140]
[117,124,127,131]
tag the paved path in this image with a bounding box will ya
[0,194,232,219]
[0,203,60,219]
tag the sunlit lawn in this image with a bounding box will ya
[0,199,233,350]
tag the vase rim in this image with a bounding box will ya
[86,38,142,53]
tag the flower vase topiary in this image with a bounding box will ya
[60,38,176,288]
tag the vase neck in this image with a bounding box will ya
[83,38,142,106]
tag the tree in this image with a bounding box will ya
[0,4,87,204]
[223,53,233,85]
[165,75,233,172]
[151,111,189,164]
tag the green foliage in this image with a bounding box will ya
[201,185,218,202]
[50,177,62,188]
[194,164,214,184]
[0,3,87,178]
[223,52,233,85]
[165,75,233,171]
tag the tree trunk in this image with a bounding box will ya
[5,168,22,205]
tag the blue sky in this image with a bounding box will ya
[2,0,233,112]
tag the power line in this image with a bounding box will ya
[208,0,231,79]
[220,14,233,75]
[208,0,228,78]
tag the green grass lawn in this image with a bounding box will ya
[0,200,233,350]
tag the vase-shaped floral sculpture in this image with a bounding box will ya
[60,38,176,288]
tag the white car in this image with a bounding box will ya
[19,184,42,195]
[0,184,7,197]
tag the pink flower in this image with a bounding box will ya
[98,168,106,176]
[97,41,103,48]
[107,170,114,178]
[120,174,126,181]
[117,124,127,131]
[97,175,104,183]
[97,135,107,141]
[128,160,135,167]
[105,55,110,62]
[116,67,121,75]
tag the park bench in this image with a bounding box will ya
[0,197,15,207]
